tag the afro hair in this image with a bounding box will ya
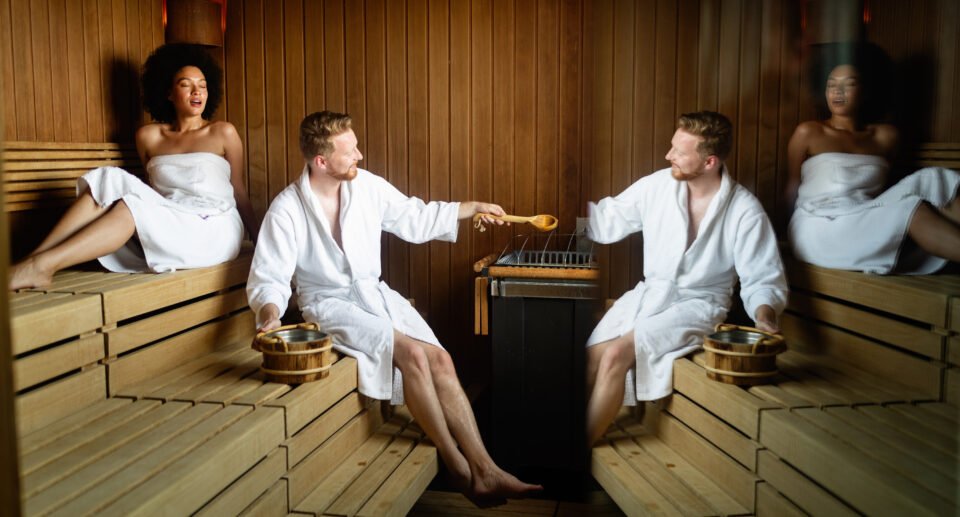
[141,43,223,123]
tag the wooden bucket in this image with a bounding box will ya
[252,322,337,384]
[702,323,786,386]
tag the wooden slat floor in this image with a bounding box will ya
[409,490,625,517]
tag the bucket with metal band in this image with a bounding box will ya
[702,323,786,386]
[252,322,336,384]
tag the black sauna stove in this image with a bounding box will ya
[473,230,599,491]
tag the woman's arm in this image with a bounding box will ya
[783,121,815,228]
[218,121,260,242]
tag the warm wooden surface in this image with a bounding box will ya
[760,405,957,515]
[19,334,438,517]
[0,0,162,143]
[0,120,21,516]
[10,251,254,436]
[593,411,750,517]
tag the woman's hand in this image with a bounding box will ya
[459,201,508,226]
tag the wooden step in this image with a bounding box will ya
[593,412,753,516]
[786,258,956,328]
[758,404,957,515]
[293,418,438,517]
[781,312,942,398]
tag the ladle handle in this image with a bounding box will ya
[473,213,528,224]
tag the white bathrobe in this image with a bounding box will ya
[247,168,460,403]
[587,167,788,402]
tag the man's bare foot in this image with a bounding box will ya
[9,256,53,290]
[465,465,542,507]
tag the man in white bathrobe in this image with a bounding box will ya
[586,111,788,445]
[248,111,540,504]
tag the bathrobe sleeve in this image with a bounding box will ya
[247,197,299,327]
[733,205,788,321]
[587,178,646,244]
[375,176,460,244]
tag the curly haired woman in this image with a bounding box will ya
[10,43,258,289]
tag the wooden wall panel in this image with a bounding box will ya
[866,0,960,143]
[224,0,586,364]
[588,0,958,302]
[0,0,162,142]
[0,0,161,258]
[587,0,806,298]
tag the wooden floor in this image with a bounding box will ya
[409,490,625,516]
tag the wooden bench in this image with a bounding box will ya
[11,250,253,436]
[2,141,141,213]
[19,342,437,516]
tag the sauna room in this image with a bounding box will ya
[0,0,957,515]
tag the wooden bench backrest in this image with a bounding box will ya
[911,142,960,170]
[3,141,141,212]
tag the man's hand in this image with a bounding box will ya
[753,304,779,333]
[459,201,508,226]
[257,304,282,333]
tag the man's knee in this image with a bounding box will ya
[425,347,457,379]
[598,341,634,375]
[394,336,430,376]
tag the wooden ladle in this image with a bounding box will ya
[473,213,559,232]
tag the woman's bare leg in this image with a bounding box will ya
[31,190,108,255]
[940,197,960,226]
[10,201,135,289]
[908,202,960,262]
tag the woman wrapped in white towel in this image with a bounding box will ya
[786,43,960,274]
[9,43,258,289]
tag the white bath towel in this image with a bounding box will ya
[79,152,242,273]
[789,152,960,274]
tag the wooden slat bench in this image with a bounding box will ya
[2,141,142,212]
[11,250,253,437]
[785,258,956,400]
[20,338,438,516]
[593,408,755,516]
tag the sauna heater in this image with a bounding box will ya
[474,226,599,488]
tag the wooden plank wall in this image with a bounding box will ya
[222,0,586,366]
[866,0,960,144]
[585,0,805,298]
[0,0,163,143]
[0,0,163,258]
[587,0,960,299]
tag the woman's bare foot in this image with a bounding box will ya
[9,256,54,290]
[465,464,542,507]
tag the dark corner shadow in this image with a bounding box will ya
[106,58,142,144]
[890,53,936,179]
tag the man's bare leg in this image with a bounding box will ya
[31,190,109,255]
[10,200,135,290]
[908,202,960,262]
[417,341,541,502]
[586,332,636,447]
[393,332,542,505]
[392,333,471,485]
